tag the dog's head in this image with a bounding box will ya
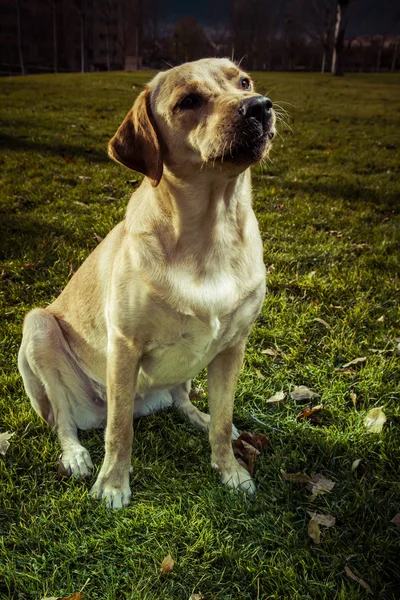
[109,58,275,186]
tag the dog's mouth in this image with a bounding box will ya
[214,119,275,165]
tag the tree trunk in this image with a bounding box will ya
[376,37,383,73]
[321,47,327,73]
[391,39,399,72]
[135,24,139,70]
[80,11,85,72]
[331,0,349,76]
[16,0,25,75]
[52,0,58,73]
[106,25,111,70]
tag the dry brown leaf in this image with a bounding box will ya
[233,432,269,476]
[350,392,357,407]
[290,386,320,404]
[306,473,335,497]
[344,566,372,593]
[335,367,357,375]
[313,317,332,329]
[265,391,286,404]
[296,404,323,423]
[351,459,362,471]
[307,511,336,528]
[42,594,85,600]
[261,348,276,356]
[0,431,15,456]
[160,554,175,573]
[308,518,321,544]
[255,370,265,380]
[281,471,311,483]
[342,357,366,369]
[390,513,400,529]
[189,594,204,600]
[364,407,387,433]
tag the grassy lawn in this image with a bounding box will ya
[0,69,399,600]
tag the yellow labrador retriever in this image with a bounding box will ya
[18,58,275,508]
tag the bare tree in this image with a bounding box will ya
[304,0,336,73]
[51,0,58,73]
[331,0,350,75]
[75,0,87,72]
[16,0,25,75]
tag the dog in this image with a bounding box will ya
[18,58,275,508]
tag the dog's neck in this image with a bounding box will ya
[126,167,252,246]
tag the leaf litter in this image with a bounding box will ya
[160,554,175,573]
[232,431,269,476]
[345,566,372,593]
[265,390,286,404]
[307,518,321,544]
[290,386,320,404]
[0,431,15,455]
[364,407,386,433]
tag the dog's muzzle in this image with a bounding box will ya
[238,96,273,137]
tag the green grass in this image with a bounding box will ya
[0,70,400,600]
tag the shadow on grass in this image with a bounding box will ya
[0,132,109,164]
[284,179,399,212]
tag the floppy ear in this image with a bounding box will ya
[108,88,162,187]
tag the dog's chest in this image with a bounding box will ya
[138,281,265,391]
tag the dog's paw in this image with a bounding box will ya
[59,445,93,478]
[215,460,256,494]
[90,478,132,509]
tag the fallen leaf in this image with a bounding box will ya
[78,175,91,181]
[41,595,85,600]
[261,348,276,356]
[297,404,323,423]
[377,315,384,322]
[345,566,372,593]
[351,459,362,471]
[0,431,15,455]
[189,594,204,600]
[306,473,335,497]
[335,367,357,375]
[313,318,332,329]
[233,431,269,476]
[93,234,103,243]
[238,431,269,450]
[307,511,336,527]
[290,386,320,404]
[23,263,35,269]
[160,554,174,573]
[265,390,286,404]
[72,201,89,208]
[308,518,321,544]
[364,407,387,433]
[63,156,74,164]
[281,471,311,483]
[350,392,357,407]
[342,357,366,369]
[255,369,265,380]
[390,513,400,529]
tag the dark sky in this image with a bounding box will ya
[164,0,398,36]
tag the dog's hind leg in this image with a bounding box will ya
[171,381,239,439]
[19,308,94,477]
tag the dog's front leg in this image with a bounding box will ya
[90,332,140,508]
[208,339,255,494]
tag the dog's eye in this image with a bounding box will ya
[179,94,202,110]
[241,78,251,90]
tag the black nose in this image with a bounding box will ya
[239,96,273,124]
